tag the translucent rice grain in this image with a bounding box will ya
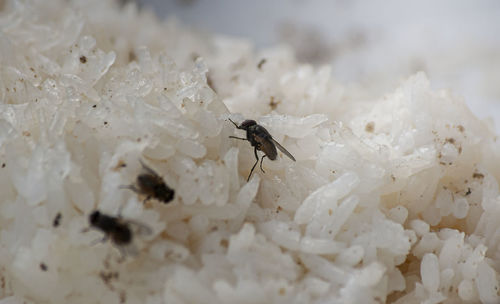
[421,253,440,293]
[294,172,359,225]
[167,268,218,304]
[258,221,300,251]
[177,138,207,159]
[15,147,47,206]
[413,232,440,258]
[388,205,408,224]
[438,232,464,269]
[259,114,328,139]
[299,237,344,255]
[195,109,221,138]
[368,214,411,256]
[228,223,256,254]
[299,253,347,284]
[452,197,469,219]
[143,142,176,160]
[461,244,487,280]
[223,147,240,193]
[405,230,418,246]
[303,277,330,297]
[435,188,453,216]
[458,279,477,301]
[476,261,500,303]
[189,214,210,236]
[197,161,217,206]
[355,262,386,287]
[439,142,459,164]
[312,195,359,239]
[421,204,442,226]
[337,245,364,266]
[230,174,260,228]
[387,268,406,293]
[439,268,454,294]
[409,219,430,237]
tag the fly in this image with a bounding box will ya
[86,210,152,257]
[121,160,175,204]
[228,118,296,181]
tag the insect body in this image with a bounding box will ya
[87,210,152,256]
[89,211,132,246]
[122,160,174,204]
[229,118,296,181]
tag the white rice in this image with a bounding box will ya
[1,0,500,303]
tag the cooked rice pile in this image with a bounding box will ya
[1,1,499,303]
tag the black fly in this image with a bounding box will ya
[86,210,152,257]
[121,160,174,204]
[228,118,296,181]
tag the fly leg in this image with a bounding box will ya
[228,118,243,129]
[247,147,260,182]
[229,136,247,141]
[117,247,127,263]
[90,235,109,246]
[120,185,153,204]
[120,184,149,203]
[259,155,267,173]
[142,195,152,204]
[119,184,141,194]
[81,227,109,245]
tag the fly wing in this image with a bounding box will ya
[271,138,296,161]
[253,134,277,160]
[121,243,139,257]
[125,219,153,236]
[261,139,278,160]
[139,159,161,177]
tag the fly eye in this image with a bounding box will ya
[240,120,256,129]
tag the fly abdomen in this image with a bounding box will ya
[112,225,132,245]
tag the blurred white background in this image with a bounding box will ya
[138,0,500,131]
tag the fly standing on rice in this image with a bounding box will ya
[86,210,152,257]
[121,160,175,204]
[228,118,296,181]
